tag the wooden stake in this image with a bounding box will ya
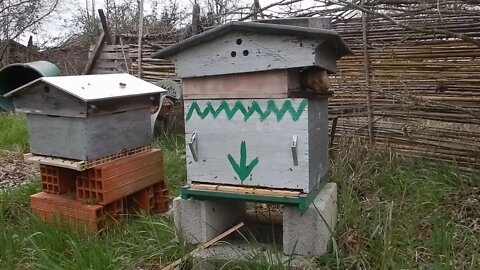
[82,32,105,75]
[161,222,245,270]
[98,9,112,45]
[119,37,130,74]
[362,0,374,144]
[137,0,144,79]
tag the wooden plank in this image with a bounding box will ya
[95,61,124,69]
[189,183,302,197]
[98,52,125,60]
[182,69,300,99]
[161,222,245,270]
[83,32,105,75]
[98,9,112,45]
[24,145,152,171]
[24,153,85,170]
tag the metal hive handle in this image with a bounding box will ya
[188,132,198,162]
[291,135,298,166]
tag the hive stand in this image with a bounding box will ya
[29,147,170,232]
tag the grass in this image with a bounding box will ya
[0,113,28,152]
[319,138,480,269]
[0,115,191,269]
[0,113,479,269]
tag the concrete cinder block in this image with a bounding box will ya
[173,197,246,244]
[283,182,338,257]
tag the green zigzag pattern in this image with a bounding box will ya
[186,99,307,122]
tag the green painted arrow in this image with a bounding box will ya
[227,141,259,184]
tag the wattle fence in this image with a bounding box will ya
[329,12,480,173]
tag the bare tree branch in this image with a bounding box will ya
[327,0,480,47]
[238,0,303,21]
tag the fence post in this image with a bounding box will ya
[137,0,144,79]
[362,1,374,144]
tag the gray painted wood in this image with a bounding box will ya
[184,98,328,193]
[27,108,152,161]
[85,108,152,160]
[14,85,88,118]
[307,98,329,189]
[172,32,335,78]
[27,115,88,159]
[152,21,351,60]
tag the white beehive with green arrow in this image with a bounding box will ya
[153,20,350,202]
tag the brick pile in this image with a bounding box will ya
[30,149,169,232]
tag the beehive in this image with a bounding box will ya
[153,19,350,195]
[5,73,166,160]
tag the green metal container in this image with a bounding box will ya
[0,61,61,111]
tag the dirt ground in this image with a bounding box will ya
[0,151,38,192]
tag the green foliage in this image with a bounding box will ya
[0,122,478,269]
[0,113,28,152]
[153,129,186,195]
[316,138,480,269]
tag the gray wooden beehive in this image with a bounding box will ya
[153,20,351,193]
[5,73,166,161]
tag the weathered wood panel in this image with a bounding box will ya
[85,108,152,160]
[27,115,88,159]
[26,108,152,161]
[307,98,329,188]
[182,69,300,99]
[172,32,332,78]
[14,85,87,118]
[184,98,326,193]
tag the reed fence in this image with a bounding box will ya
[330,12,480,172]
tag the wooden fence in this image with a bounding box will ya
[89,42,176,83]
[330,12,480,172]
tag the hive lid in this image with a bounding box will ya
[152,21,352,60]
[4,73,166,102]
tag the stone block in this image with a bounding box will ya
[173,197,245,244]
[283,182,338,257]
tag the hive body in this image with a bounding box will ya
[184,98,328,193]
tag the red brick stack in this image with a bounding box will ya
[30,149,169,232]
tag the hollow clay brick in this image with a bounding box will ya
[126,180,169,214]
[30,192,105,232]
[40,165,78,194]
[76,149,164,205]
